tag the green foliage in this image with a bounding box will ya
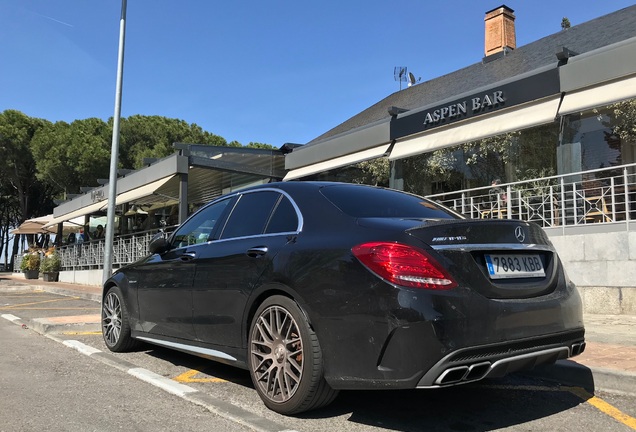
[245,142,277,150]
[117,115,229,168]
[40,248,61,272]
[31,118,111,195]
[561,17,571,30]
[0,110,54,217]
[352,158,390,186]
[606,99,636,144]
[20,251,40,271]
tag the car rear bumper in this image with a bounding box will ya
[415,330,585,387]
[318,276,584,390]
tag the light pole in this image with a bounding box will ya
[103,0,127,285]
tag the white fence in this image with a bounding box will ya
[427,163,636,228]
[14,228,165,273]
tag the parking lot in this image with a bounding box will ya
[2,286,635,431]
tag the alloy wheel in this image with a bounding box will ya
[102,291,122,346]
[250,305,304,403]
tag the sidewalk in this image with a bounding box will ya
[2,272,635,395]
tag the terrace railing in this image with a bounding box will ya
[14,228,169,273]
[426,163,636,228]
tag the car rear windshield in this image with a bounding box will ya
[320,185,459,219]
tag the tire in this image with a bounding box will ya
[102,285,139,352]
[248,295,339,415]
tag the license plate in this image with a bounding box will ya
[484,254,545,279]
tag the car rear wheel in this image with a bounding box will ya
[248,295,338,415]
[102,286,139,352]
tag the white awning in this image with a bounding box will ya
[44,176,176,228]
[389,97,561,160]
[43,201,108,229]
[558,74,636,115]
[284,144,391,181]
[113,176,175,205]
[11,214,84,234]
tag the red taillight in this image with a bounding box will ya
[352,242,457,290]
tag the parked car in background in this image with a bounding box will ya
[102,181,585,415]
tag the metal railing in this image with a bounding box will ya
[14,228,167,273]
[57,229,159,270]
[427,163,636,228]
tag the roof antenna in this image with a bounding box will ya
[394,66,407,91]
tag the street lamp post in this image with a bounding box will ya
[103,0,127,285]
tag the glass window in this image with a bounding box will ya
[320,184,458,219]
[264,196,299,234]
[220,191,280,239]
[171,198,232,248]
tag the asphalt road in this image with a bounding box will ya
[0,318,250,432]
[2,288,635,432]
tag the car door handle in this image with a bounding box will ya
[180,251,196,261]
[246,246,268,258]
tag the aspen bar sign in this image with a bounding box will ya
[390,68,560,140]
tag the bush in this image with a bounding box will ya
[20,251,41,271]
[40,249,61,272]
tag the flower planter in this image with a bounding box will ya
[42,272,59,282]
[23,270,39,280]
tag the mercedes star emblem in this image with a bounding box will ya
[515,226,526,243]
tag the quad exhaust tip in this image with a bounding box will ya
[435,362,491,385]
[570,341,586,357]
[431,344,585,387]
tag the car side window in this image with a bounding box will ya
[264,195,299,234]
[171,198,232,248]
[220,191,280,239]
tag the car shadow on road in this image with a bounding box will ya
[299,374,593,431]
[123,342,597,430]
[141,345,254,388]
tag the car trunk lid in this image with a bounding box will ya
[405,219,559,299]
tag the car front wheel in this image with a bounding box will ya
[102,285,139,352]
[248,295,338,415]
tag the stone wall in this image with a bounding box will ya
[546,222,636,315]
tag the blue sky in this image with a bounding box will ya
[1,1,635,148]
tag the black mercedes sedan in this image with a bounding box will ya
[101,181,585,415]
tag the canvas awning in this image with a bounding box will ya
[558,74,636,115]
[11,215,83,235]
[43,176,177,229]
[43,201,108,229]
[11,215,57,235]
[284,144,392,181]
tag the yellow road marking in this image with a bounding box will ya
[566,387,636,430]
[484,383,635,429]
[1,297,81,309]
[173,369,227,383]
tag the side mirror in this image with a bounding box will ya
[148,234,170,255]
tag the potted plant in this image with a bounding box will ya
[40,248,61,282]
[20,250,41,279]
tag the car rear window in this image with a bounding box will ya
[320,185,458,219]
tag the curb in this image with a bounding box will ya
[30,315,101,335]
[31,284,101,303]
[525,360,636,397]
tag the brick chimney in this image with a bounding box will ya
[484,5,516,57]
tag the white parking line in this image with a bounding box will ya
[63,339,102,356]
[128,367,198,397]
